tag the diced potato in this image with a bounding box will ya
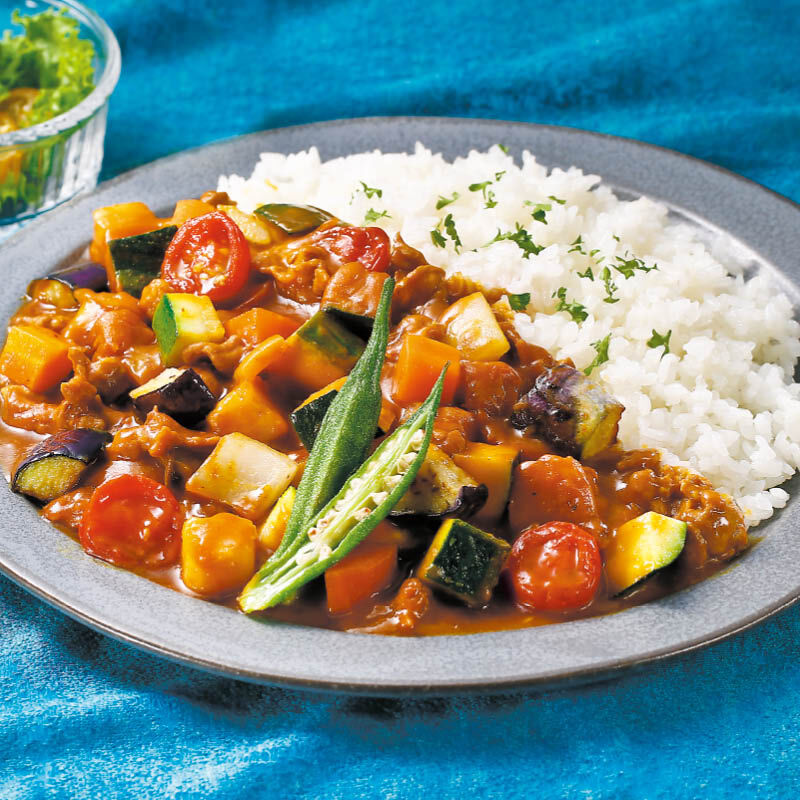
[181,513,257,596]
[186,432,298,520]
[208,378,288,443]
[439,292,510,361]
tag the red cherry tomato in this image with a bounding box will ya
[161,211,251,304]
[79,474,182,569]
[311,225,390,272]
[507,521,602,612]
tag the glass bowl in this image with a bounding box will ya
[0,0,121,229]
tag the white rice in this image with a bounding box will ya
[219,144,800,527]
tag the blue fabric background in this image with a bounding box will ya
[2,0,799,796]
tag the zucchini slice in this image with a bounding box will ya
[253,203,333,235]
[152,293,226,366]
[391,443,488,521]
[108,225,178,296]
[418,518,510,606]
[605,511,687,595]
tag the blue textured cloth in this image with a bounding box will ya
[2,0,800,796]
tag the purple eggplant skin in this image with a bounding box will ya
[48,262,108,291]
[510,364,624,459]
[12,429,112,503]
[130,368,216,428]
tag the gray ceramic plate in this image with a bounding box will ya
[1,118,799,695]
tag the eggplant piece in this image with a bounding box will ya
[510,364,624,459]
[129,368,215,427]
[12,429,111,503]
[391,443,488,521]
[48,262,108,291]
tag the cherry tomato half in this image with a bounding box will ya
[506,521,602,612]
[79,474,182,569]
[310,225,390,272]
[162,211,251,304]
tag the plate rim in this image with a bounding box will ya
[2,116,799,695]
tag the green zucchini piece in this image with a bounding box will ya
[254,203,334,235]
[418,518,510,607]
[238,365,446,612]
[391,443,488,520]
[322,304,375,339]
[108,225,177,297]
[605,511,687,595]
[152,293,226,366]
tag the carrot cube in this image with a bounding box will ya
[392,334,461,405]
[0,325,72,393]
[225,308,300,346]
[324,542,397,614]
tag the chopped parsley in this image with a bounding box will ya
[443,213,462,252]
[430,228,447,248]
[568,235,585,255]
[436,192,459,210]
[601,266,619,303]
[549,195,566,205]
[612,234,621,242]
[359,181,382,199]
[527,201,552,224]
[485,223,543,258]
[508,292,531,312]
[468,179,497,209]
[614,254,658,279]
[584,334,611,375]
[364,208,390,224]
[497,143,509,154]
[495,170,506,181]
[553,287,588,323]
[577,265,594,280]
[647,329,672,353]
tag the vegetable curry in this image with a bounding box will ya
[0,194,749,636]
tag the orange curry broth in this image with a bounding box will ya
[0,196,750,636]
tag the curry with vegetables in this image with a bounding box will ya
[0,194,749,635]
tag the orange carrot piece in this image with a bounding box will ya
[225,308,300,346]
[0,325,72,393]
[392,334,461,405]
[325,542,398,615]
